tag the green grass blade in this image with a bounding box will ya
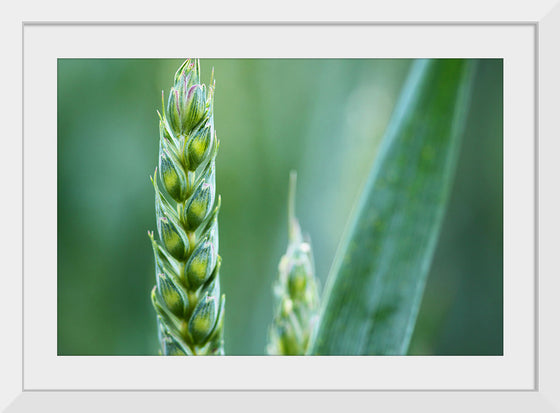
[309,59,477,355]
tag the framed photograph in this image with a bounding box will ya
[5,0,558,410]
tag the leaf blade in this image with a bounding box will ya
[310,59,477,355]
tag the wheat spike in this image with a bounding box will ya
[149,59,224,355]
[267,171,320,355]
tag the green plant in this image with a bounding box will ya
[267,172,320,355]
[149,59,225,355]
[310,59,477,355]
[148,58,477,356]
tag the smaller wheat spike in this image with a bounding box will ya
[267,171,320,355]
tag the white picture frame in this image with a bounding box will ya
[3,0,559,410]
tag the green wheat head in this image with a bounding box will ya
[267,172,320,355]
[149,59,225,355]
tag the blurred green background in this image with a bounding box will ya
[57,58,502,355]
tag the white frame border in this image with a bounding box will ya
[3,0,559,409]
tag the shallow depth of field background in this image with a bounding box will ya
[57,59,503,355]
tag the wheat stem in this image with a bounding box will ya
[267,171,320,355]
[149,59,224,355]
